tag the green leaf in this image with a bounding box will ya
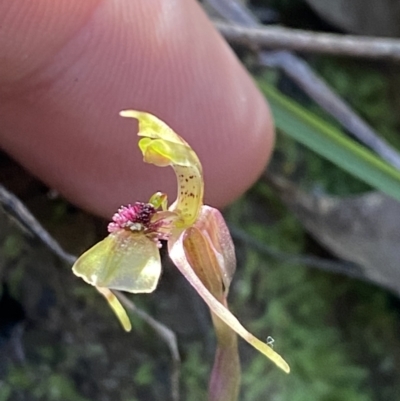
[260,82,400,202]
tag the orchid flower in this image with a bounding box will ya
[72,111,289,399]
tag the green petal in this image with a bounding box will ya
[96,287,132,332]
[120,110,191,146]
[72,230,161,293]
[169,231,290,374]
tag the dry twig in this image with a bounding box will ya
[116,292,181,401]
[0,183,181,401]
[259,50,400,170]
[215,21,400,61]
[229,223,366,281]
[205,0,400,170]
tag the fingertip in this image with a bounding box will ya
[0,0,274,218]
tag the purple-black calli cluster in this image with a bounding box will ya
[107,203,156,233]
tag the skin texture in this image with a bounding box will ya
[0,0,274,219]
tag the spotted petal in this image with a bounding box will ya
[120,110,203,228]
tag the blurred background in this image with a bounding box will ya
[2,1,400,400]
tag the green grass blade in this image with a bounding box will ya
[260,82,400,201]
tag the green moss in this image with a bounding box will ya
[2,235,23,259]
[4,365,90,401]
[222,184,400,401]
[181,343,208,401]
